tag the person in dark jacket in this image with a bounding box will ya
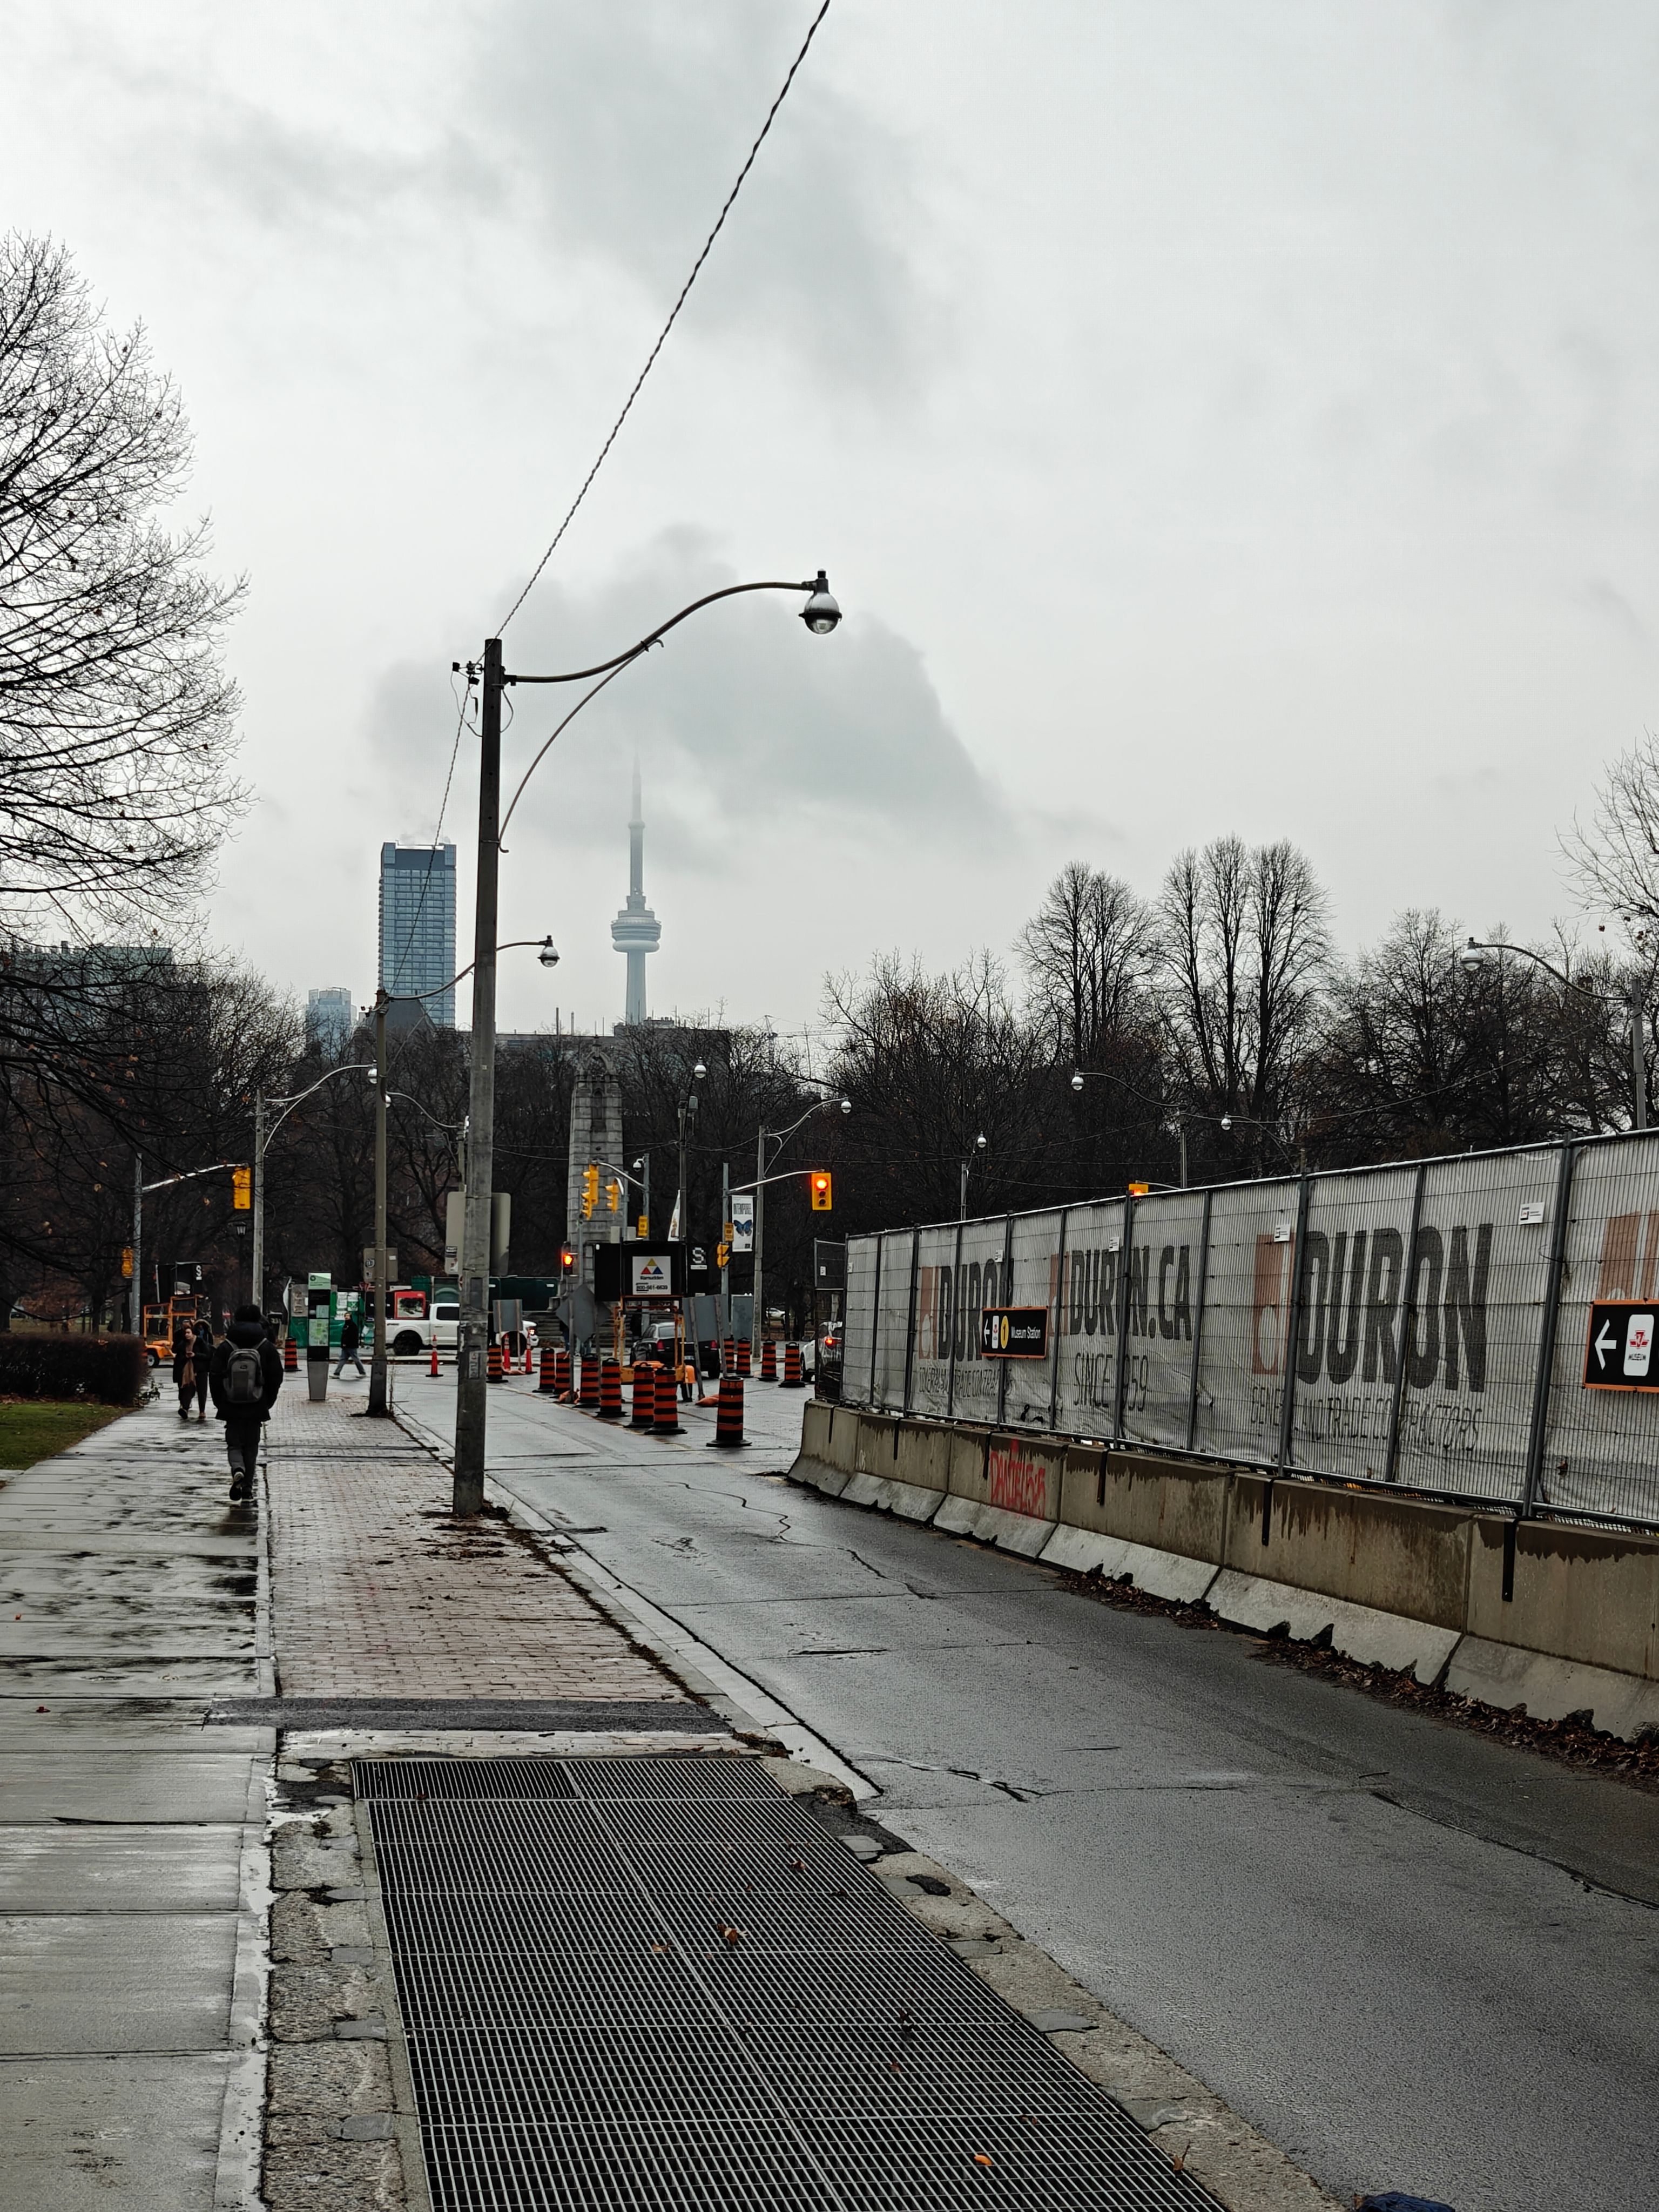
[208,1305,285,1503]
[190,1319,213,1421]
[171,1323,196,1421]
[333,1308,365,1379]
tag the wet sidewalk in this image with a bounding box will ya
[0,1396,270,2210]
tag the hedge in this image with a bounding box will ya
[0,1332,147,1405]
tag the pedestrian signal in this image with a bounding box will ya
[810,1171,833,1212]
[581,1164,598,1218]
[232,1166,252,1211]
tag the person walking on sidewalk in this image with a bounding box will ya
[190,1318,213,1421]
[172,1322,197,1421]
[208,1304,284,1503]
[333,1309,365,1380]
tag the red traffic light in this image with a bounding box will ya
[810,1171,833,1212]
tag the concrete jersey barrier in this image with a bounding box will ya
[790,1403,1659,1742]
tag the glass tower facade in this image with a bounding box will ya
[379,843,457,1027]
[306,987,355,1053]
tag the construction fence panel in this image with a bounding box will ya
[1191,1177,1303,1465]
[1120,1190,1210,1452]
[1387,1149,1558,1507]
[841,1234,878,1410]
[907,1223,962,1420]
[1542,1134,1659,1526]
[869,1229,914,1412]
[943,1216,1014,1425]
[999,1209,1067,1432]
[1051,1199,1130,1442]
[1286,1164,1420,1483]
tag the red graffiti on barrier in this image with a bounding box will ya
[986,1441,1049,1519]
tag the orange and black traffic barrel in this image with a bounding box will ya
[538,1344,558,1393]
[578,1357,599,1410]
[598,1358,624,1420]
[759,1339,777,1382]
[630,1363,658,1427]
[487,1341,504,1384]
[651,1363,683,1437]
[709,1372,747,1449]
[780,1341,805,1389]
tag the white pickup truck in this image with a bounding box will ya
[387,1297,460,1358]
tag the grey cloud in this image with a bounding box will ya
[475,0,931,396]
[367,532,996,861]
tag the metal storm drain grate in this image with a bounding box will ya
[357,1753,1223,2212]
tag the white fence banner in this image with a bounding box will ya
[837,1132,1659,1528]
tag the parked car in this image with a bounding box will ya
[389,1298,460,1358]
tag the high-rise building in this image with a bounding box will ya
[306,987,355,1054]
[379,843,456,1027]
[610,765,660,1026]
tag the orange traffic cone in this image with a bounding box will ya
[780,1341,804,1389]
[651,1363,682,1437]
[523,1341,533,1375]
[598,1358,623,1420]
[760,1339,777,1382]
[429,1340,439,1377]
[708,1372,747,1448]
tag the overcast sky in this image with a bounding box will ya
[10,2,1659,1044]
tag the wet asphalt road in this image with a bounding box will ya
[393,1365,1659,2212]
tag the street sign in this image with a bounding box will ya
[980,1306,1049,1359]
[1582,1300,1659,1390]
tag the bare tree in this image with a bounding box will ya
[0,233,244,937]
[1157,836,1332,1157]
[1017,861,1156,1065]
[1562,733,1659,939]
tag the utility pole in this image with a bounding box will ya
[720,1160,730,1335]
[368,992,390,1416]
[453,638,502,1514]
[251,1092,266,1313]
[751,1123,766,1353]
[130,1153,143,1338]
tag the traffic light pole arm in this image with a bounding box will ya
[142,1160,244,1195]
[728,1168,825,1196]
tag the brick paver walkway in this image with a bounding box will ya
[263,1393,686,1702]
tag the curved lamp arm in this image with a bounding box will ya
[495,574,839,842]
[264,1062,373,1152]
[504,578,828,687]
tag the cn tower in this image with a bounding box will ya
[610,763,661,1026]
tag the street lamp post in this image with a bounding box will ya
[960,1132,987,1220]
[450,574,840,1512]
[1460,936,1650,1133]
[749,1090,851,1352]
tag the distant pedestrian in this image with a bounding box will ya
[190,1319,213,1421]
[333,1309,365,1379]
[172,1323,196,1421]
[208,1304,284,1505]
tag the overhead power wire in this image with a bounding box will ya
[496,0,834,634]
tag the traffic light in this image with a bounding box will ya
[120,1246,133,1280]
[1127,1181,1150,1197]
[232,1166,251,1211]
[716,1242,731,1270]
[581,1164,598,1218]
[810,1170,833,1212]
[605,1178,621,1214]
[560,1246,577,1275]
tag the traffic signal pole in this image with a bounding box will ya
[453,638,503,1515]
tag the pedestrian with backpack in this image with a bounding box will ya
[208,1304,285,1504]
